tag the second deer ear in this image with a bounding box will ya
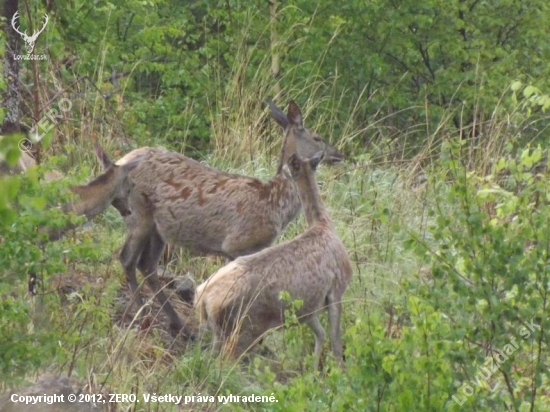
[119,154,147,175]
[267,98,288,129]
[287,101,303,128]
[287,153,302,173]
[282,164,292,180]
[309,151,325,171]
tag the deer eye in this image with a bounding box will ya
[313,136,322,142]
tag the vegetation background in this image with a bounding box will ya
[1,0,549,410]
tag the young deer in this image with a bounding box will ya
[99,100,344,339]
[194,151,353,369]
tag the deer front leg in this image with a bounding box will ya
[138,228,195,340]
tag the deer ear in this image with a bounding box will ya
[119,154,146,174]
[287,153,302,174]
[309,151,325,171]
[282,164,292,180]
[287,101,303,128]
[95,142,112,170]
[267,98,288,129]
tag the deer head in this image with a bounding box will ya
[66,152,147,220]
[267,98,345,166]
[11,11,49,54]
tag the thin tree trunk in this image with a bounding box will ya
[23,0,41,164]
[1,0,21,134]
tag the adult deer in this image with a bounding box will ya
[99,100,344,339]
[194,151,352,369]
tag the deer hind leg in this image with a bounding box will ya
[306,316,326,371]
[232,309,279,360]
[209,321,223,353]
[213,305,258,359]
[326,293,344,365]
[137,228,194,340]
[231,327,264,362]
[119,230,150,322]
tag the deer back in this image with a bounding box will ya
[107,100,344,258]
[123,147,300,256]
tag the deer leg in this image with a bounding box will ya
[306,316,326,371]
[210,322,223,352]
[137,229,194,340]
[233,328,263,359]
[326,293,344,365]
[119,231,149,320]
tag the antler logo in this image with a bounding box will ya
[11,11,49,54]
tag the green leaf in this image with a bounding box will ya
[510,81,522,92]
[523,85,538,98]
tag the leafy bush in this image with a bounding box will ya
[408,141,550,410]
[266,297,457,411]
[256,142,550,411]
[0,139,104,384]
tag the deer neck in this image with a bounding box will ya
[276,132,296,175]
[264,173,303,229]
[296,169,329,227]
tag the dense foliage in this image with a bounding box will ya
[20,0,550,154]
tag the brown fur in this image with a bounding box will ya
[64,155,145,220]
[43,148,147,241]
[195,152,352,369]
[101,100,345,339]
